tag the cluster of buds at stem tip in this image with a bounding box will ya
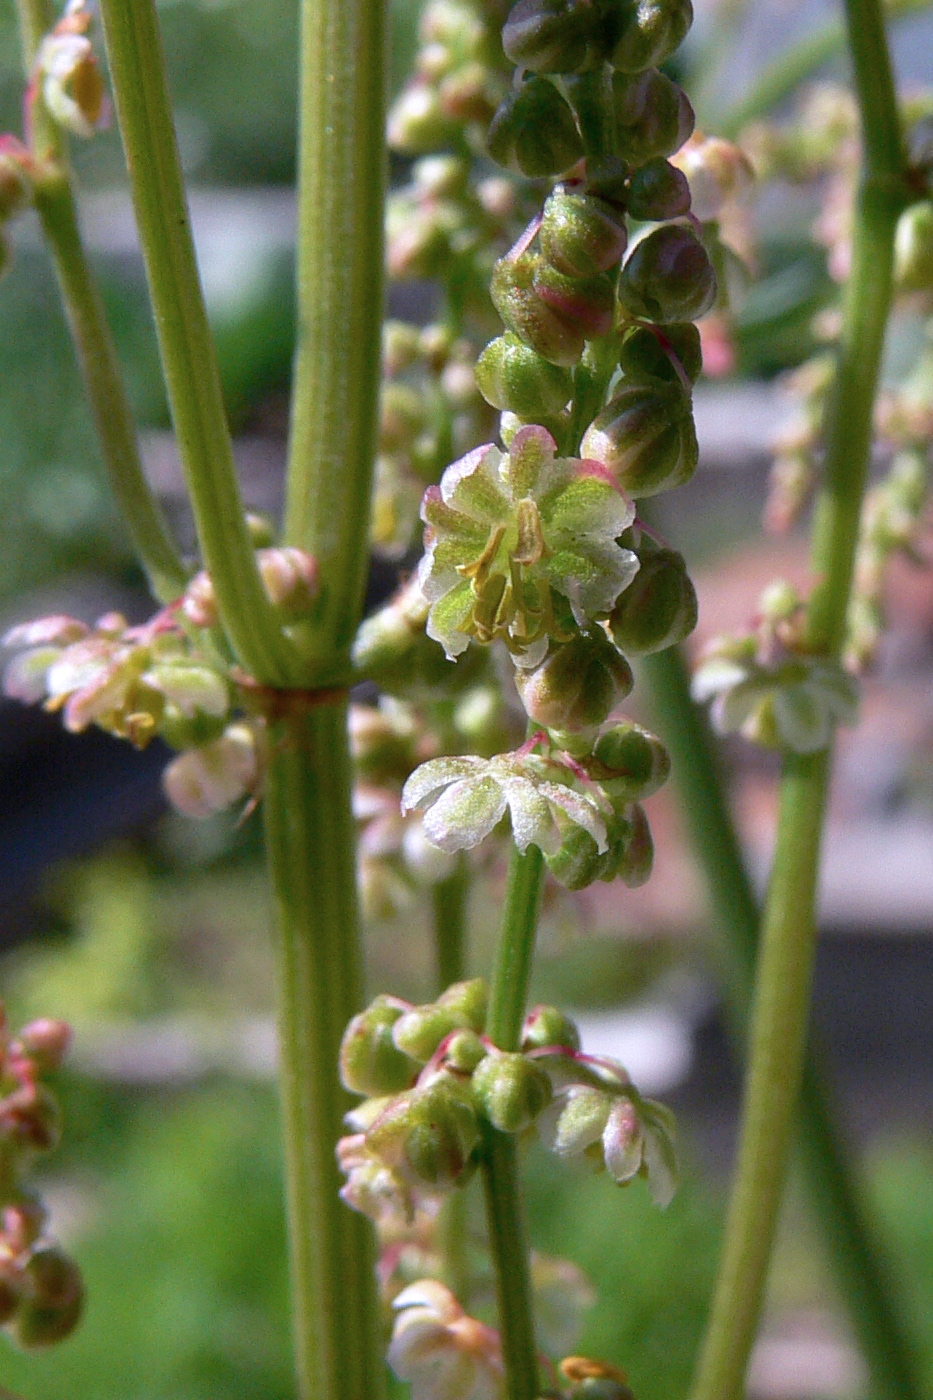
[337,987,677,1226]
[0,1007,84,1350]
[692,581,860,754]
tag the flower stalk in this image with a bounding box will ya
[688,3,911,1396]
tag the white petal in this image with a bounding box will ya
[402,757,487,814]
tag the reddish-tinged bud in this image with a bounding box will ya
[7,1246,83,1348]
[515,632,633,733]
[340,998,420,1097]
[476,334,574,416]
[540,189,628,278]
[522,1004,581,1051]
[607,546,697,651]
[609,0,693,72]
[487,79,584,179]
[617,225,717,324]
[15,1021,72,1075]
[618,322,702,386]
[471,1050,552,1132]
[581,382,697,496]
[491,253,585,366]
[612,70,694,165]
[625,158,691,220]
[592,722,670,800]
[532,262,616,339]
[0,1085,59,1154]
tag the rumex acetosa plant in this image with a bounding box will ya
[0,0,930,1398]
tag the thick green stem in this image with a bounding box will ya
[263,702,384,1400]
[284,0,387,678]
[97,0,297,685]
[13,0,187,604]
[481,843,544,1400]
[689,4,908,1397]
[644,647,921,1400]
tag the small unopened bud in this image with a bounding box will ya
[372,1081,479,1188]
[592,723,670,800]
[532,262,616,339]
[162,723,259,818]
[491,253,585,367]
[340,997,420,1097]
[625,158,691,221]
[487,79,584,179]
[502,0,602,73]
[382,320,421,374]
[471,1050,552,1132]
[443,1029,488,1074]
[181,571,219,629]
[392,1004,467,1064]
[617,225,717,325]
[8,1246,83,1349]
[894,201,933,295]
[610,0,693,72]
[546,824,612,889]
[613,70,695,165]
[244,513,276,548]
[618,322,702,387]
[615,802,653,886]
[607,546,697,651]
[514,632,633,733]
[540,189,628,278]
[387,82,458,154]
[476,334,574,416]
[581,383,698,496]
[671,132,754,221]
[522,1004,581,1051]
[437,979,487,1031]
[257,548,319,621]
[15,1020,72,1075]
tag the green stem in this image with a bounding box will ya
[689,4,908,1396]
[263,702,384,1400]
[644,646,922,1400]
[481,843,544,1400]
[97,0,297,686]
[284,0,387,678]
[13,0,187,605]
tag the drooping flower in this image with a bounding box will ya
[401,748,608,856]
[418,425,638,663]
[388,1280,505,1400]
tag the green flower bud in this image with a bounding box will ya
[546,822,615,889]
[514,631,634,733]
[625,157,690,220]
[8,1247,83,1349]
[491,253,585,366]
[444,1028,488,1073]
[532,261,616,339]
[615,801,653,886]
[476,334,574,416]
[340,997,420,1096]
[540,188,628,278]
[502,0,603,73]
[370,1081,479,1188]
[581,382,698,495]
[522,1004,581,1051]
[471,1050,553,1132]
[617,225,717,324]
[437,978,488,1031]
[487,78,585,179]
[607,545,697,651]
[612,70,694,165]
[392,1004,465,1063]
[609,0,693,72]
[592,722,670,800]
[894,201,933,294]
[618,322,702,386]
[387,82,460,154]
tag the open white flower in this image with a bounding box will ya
[389,1280,505,1400]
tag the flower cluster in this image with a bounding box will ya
[337,986,677,1225]
[0,1009,84,1349]
[692,582,860,754]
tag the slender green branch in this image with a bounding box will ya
[689,4,909,1396]
[13,0,187,604]
[263,702,385,1400]
[705,0,928,139]
[284,0,387,678]
[481,843,544,1400]
[643,646,922,1400]
[97,0,298,685]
